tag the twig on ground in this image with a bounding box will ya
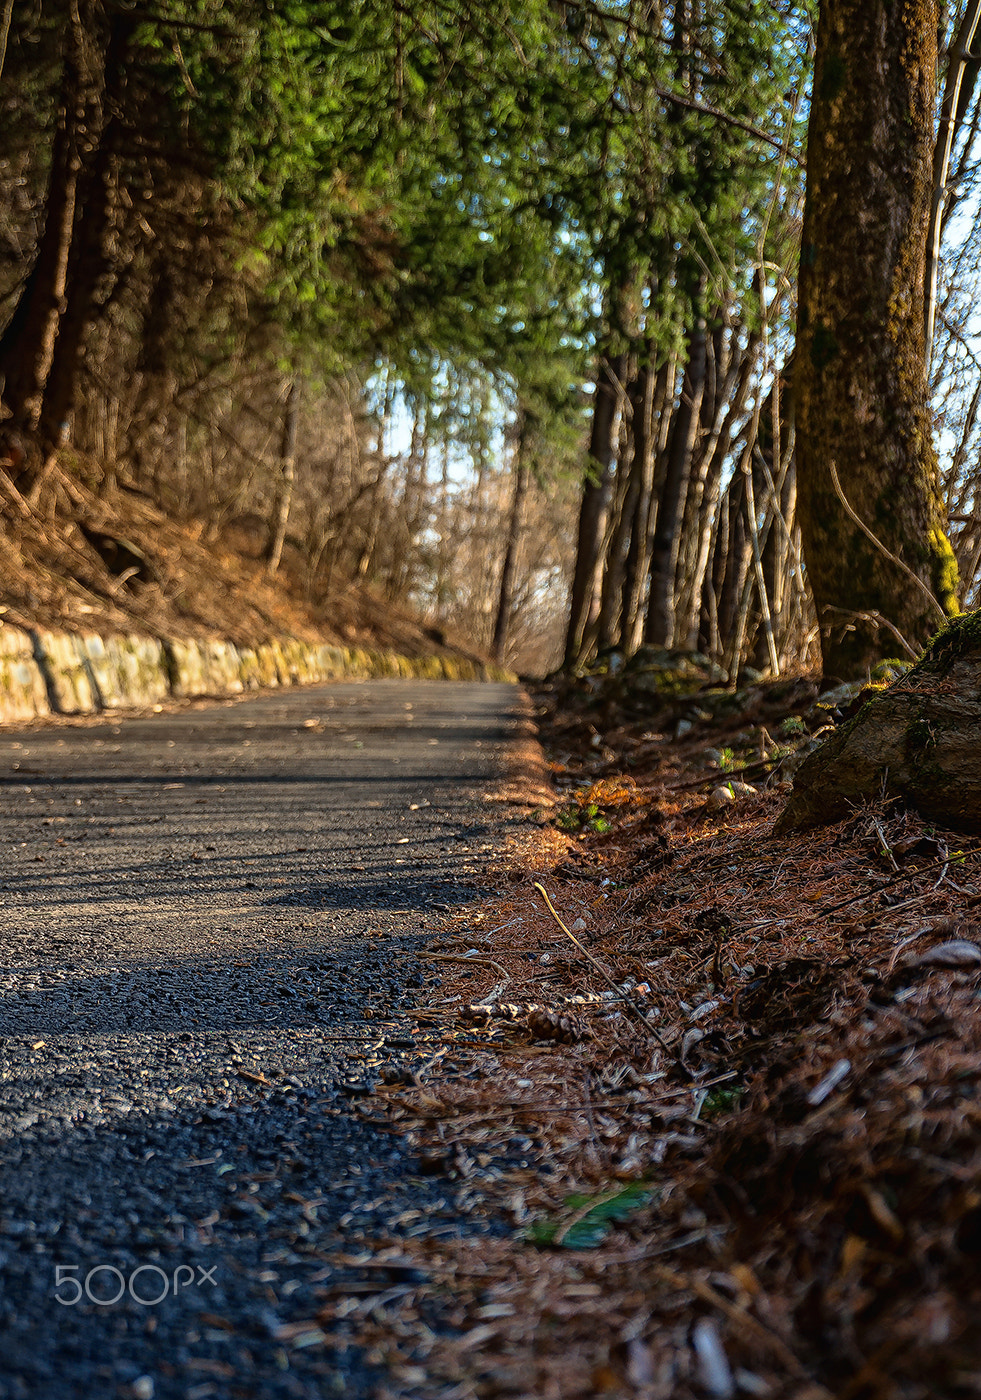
[680,1272,807,1376]
[665,751,791,793]
[420,951,511,979]
[533,882,685,1070]
[601,1225,731,1263]
[873,819,899,871]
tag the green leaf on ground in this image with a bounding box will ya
[526,1182,655,1250]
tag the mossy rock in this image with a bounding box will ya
[0,623,511,725]
[695,686,758,721]
[622,648,727,702]
[625,646,724,678]
[776,612,981,833]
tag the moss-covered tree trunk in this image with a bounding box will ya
[796,0,958,681]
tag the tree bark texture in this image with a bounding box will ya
[711,464,752,659]
[751,361,797,669]
[619,354,665,652]
[596,421,634,652]
[796,0,958,681]
[644,315,707,646]
[491,415,531,665]
[39,15,133,452]
[563,351,628,666]
[675,320,758,648]
[0,8,94,435]
[265,381,300,574]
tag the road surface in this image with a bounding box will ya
[0,679,529,1400]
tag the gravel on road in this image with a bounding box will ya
[0,679,531,1400]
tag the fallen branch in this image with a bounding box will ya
[418,950,512,1004]
[664,750,790,793]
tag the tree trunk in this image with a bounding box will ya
[596,360,640,652]
[491,414,532,666]
[644,312,707,646]
[354,462,390,580]
[265,380,300,574]
[677,324,762,649]
[618,354,663,652]
[796,0,958,682]
[924,1,981,370]
[563,350,628,667]
[711,467,752,661]
[751,360,797,670]
[674,320,724,647]
[0,7,95,436]
[386,404,428,601]
[39,15,132,454]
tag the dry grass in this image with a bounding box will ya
[0,462,481,661]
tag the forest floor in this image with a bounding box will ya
[0,465,476,664]
[346,668,981,1400]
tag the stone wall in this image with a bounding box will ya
[0,623,510,724]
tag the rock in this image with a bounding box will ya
[776,612,981,833]
[32,630,96,712]
[800,678,874,731]
[737,664,765,685]
[623,646,727,699]
[909,940,981,968]
[870,658,911,683]
[0,624,50,720]
[625,645,677,672]
[814,679,865,710]
[693,687,756,721]
[707,780,757,811]
[779,728,835,779]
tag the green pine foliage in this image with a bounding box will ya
[0,0,811,476]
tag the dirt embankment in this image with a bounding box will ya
[0,469,481,666]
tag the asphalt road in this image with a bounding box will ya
[0,679,528,1400]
